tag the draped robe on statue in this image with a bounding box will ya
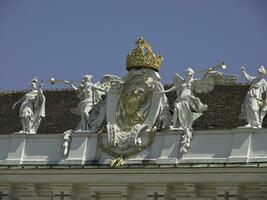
[173,80,207,129]
[19,89,46,133]
[240,77,267,128]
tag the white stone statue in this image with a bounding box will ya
[164,68,208,131]
[12,77,46,134]
[51,74,122,133]
[163,63,230,153]
[163,68,208,152]
[64,75,105,131]
[239,66,267,129]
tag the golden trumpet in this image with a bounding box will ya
[50,77,80,85]
[194,62,226,75]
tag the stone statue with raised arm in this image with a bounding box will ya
[163,68,208,152]
[64,75,105,131]
[164,68,208,131]
[239,66,267,129]
[163,62,229,153]
[12,77,46,134]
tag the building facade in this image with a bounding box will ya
[0,38,267,200]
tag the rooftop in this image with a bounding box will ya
[0,84,266,134]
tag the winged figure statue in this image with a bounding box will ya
[64,74,123,132]
[163,67,227,152]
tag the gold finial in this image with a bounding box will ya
[126,37,163,71]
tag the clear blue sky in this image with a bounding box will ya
[0,0,266,90]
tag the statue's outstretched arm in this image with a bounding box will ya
[12,96,25,109]
[64,80,78,90]
[240,66,255,82]
[166,73,184,93]
[163,86,176,93]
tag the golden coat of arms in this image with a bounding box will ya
[97,37,170,165]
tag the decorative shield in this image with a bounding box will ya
[99,68,169,165]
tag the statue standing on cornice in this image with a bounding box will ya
[163,62,228,152]
[239,66,267,129]
[164,68,208,130]
[163,68,208,153]
[12,77,46,134]
[64,75,106,131]
[51,74,122,133]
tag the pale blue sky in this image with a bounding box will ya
[0,0,266,90]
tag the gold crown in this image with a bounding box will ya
[126,37,163,71]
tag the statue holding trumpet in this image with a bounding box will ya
[51,75,105,131]
[162,62,228,153]
[239,65,267,129]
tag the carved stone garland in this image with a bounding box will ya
[97,130,156,167]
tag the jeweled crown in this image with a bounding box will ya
[126,37,163,71]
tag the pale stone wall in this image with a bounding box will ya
[0,129,267,165]
[0,129,267,199]
[0,167,267,199]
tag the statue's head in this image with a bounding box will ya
[258,66,266,78]
[83,75,92,86]
[29,77,38,89]
[185,67,195,78]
